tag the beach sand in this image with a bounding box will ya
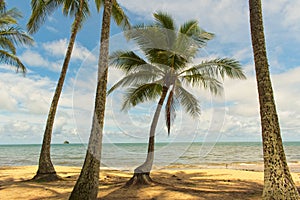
[0,166,299,200]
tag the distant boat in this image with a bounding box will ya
[63,141,70,144]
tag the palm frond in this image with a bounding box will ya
[110,50,149,72]
[94,0,103,12]
[122,83,163,110]
[153,11,175,30]
[0,36,16,54]
[112,1,131,30]
[0,49,26,73]
[70,0,90,31]
[0,1,5,12]
[185,58,246,80]
[0,27,34,46]
[127,26,170,55]
[110,50,167,77]
[179,20,198,36]
[107,71,163,95]
[180,73,223,95]
[172,32,198,61]
[27,0,62,34]
[175,85,201,118]
[0,7,22,26]
[179,20,214,48]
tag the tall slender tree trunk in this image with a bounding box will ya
[126,86,169,186]
[249,0,300,199]
[69,0,113,199]
[32,0,84,182]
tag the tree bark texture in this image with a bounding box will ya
[249,0,300,199]
[69,0,112,199]
[33,0,84,182]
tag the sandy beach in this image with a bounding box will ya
[0,166,299,199]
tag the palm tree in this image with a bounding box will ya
[249,0,300,199]
[27,0,90,181]
[0,0,33,73]
[69,0,129,198]
[108,11,246,185]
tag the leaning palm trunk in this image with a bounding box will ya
[33,0,84,182]
[126,86,169,186]
[249,0,300,199]
[69,0,113,199]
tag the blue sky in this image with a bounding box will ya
[1,0,300,144]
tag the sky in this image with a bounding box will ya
[1,0,300,144]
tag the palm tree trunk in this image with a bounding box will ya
[249,0,300,199]
[69,0,113,199]
[126,86,169,186]
[32,0,84,182]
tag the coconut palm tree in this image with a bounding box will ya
[249,0,300,199]
[69,0,130,198]
[28,0,129,182]
[27,0,90,181]
[0,1,33,73]
[108,11,246,185]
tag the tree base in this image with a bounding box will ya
[32,172,61,182]
[125,172,153,187]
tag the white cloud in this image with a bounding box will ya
[0,71,78,144]
[19,38,97,72]
[222,65,300,138]
[0,88,18,111]
[283,2,300,31]
[19,50,62,72]
[42,39,67,57]
[0,72,54,114]
[42,39,97,62]
[119,0,249,43]
[264,1,300,41]
[20,50,48,67]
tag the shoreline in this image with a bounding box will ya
[1,165,299,199]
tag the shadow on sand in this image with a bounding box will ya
[99,170,264,200]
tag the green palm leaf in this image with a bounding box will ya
[0,36,16,54]
[0,27,34,46]
[180,73,223,95]
[28,0,61,34]
[0,49,26,72]
[28,0,90,34]
[110,50,148,72]
[107,70,162,95]
[111,1,131,30]
[0,2,33,73]
[175,85,201,118]
[184,58,246,80]
[128,26,170,56]
[0,7,22,25]
[122,83,163,110]
[94,0,103,12]
[179,20,214,48]
[153,11,175,30]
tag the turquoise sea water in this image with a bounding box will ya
[0,142,299,171]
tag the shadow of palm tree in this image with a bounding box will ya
[0,175,76,199]
[99,171,263,200]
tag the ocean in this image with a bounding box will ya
[1,142,300,172]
